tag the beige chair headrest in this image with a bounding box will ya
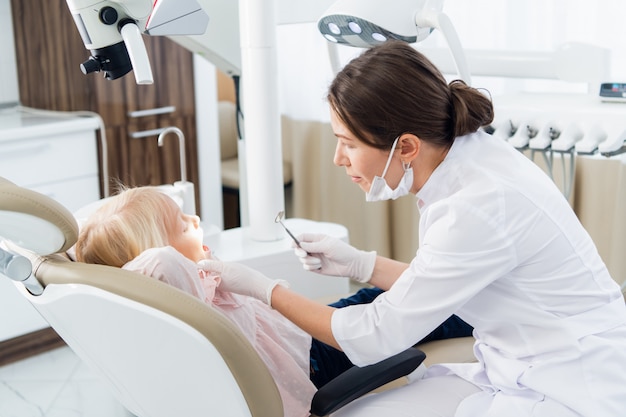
[0,176,79,254]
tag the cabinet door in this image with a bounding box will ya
[0,128,100,212]
[11,0,200,211]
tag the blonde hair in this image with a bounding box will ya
[75,187,178,267]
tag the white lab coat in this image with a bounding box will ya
[331,131,626,416]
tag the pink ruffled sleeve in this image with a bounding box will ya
[123,246,207,301]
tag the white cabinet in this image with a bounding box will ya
[0,108,101,211]
[0,107,100,341]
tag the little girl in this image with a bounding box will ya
[75,186,473,417]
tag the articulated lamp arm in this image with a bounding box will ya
[417,9,471,85]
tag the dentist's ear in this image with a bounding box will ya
[398,134,420,163]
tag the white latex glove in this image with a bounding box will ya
[198,260,288,306]
[293,233,377,283]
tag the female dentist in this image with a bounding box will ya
[204,40,626,416]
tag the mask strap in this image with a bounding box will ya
[380,136,400,178]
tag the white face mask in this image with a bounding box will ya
[365,137,414,202]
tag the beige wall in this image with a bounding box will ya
[217,70,236,103]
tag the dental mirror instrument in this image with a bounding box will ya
[275,211,324,271]
[275,211,302,248]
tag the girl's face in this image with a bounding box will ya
[330,109,405,194]
[164,198,205,262]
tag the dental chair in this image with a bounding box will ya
[0,176,426,417]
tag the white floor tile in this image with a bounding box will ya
[45,379,131,417]
[0,380,63,416]
[0,347,131,417]
[67,359,103,382]
[0,347,79,382]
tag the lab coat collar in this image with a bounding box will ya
[415,131,483,212]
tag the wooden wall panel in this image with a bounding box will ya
[11,0,94,111]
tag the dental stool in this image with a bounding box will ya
[0,176,426,417]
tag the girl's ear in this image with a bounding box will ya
[399,133,420,163]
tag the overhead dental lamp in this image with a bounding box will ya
[66,0,209,84]
[317,0,471,84]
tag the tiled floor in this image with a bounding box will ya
[0,346,131,417]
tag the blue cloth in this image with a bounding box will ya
[309,287,473,388]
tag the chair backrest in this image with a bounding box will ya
[22,253,283,417]
[1,176,284,417]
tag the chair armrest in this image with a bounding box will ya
[310,347,426,417]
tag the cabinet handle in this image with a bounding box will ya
[0,142,50,159]
[129,128,169,139]
[127,106,176,118]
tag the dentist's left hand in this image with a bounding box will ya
[198,260,288,307]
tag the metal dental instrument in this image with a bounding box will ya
[275,211,302,248]
[275,211,324,271]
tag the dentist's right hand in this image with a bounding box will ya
[294,233,377,283]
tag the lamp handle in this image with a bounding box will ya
[327,42,342,76]
[120,21,154,85]
[434,12,472,85]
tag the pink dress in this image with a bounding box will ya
[123,246,316,417]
